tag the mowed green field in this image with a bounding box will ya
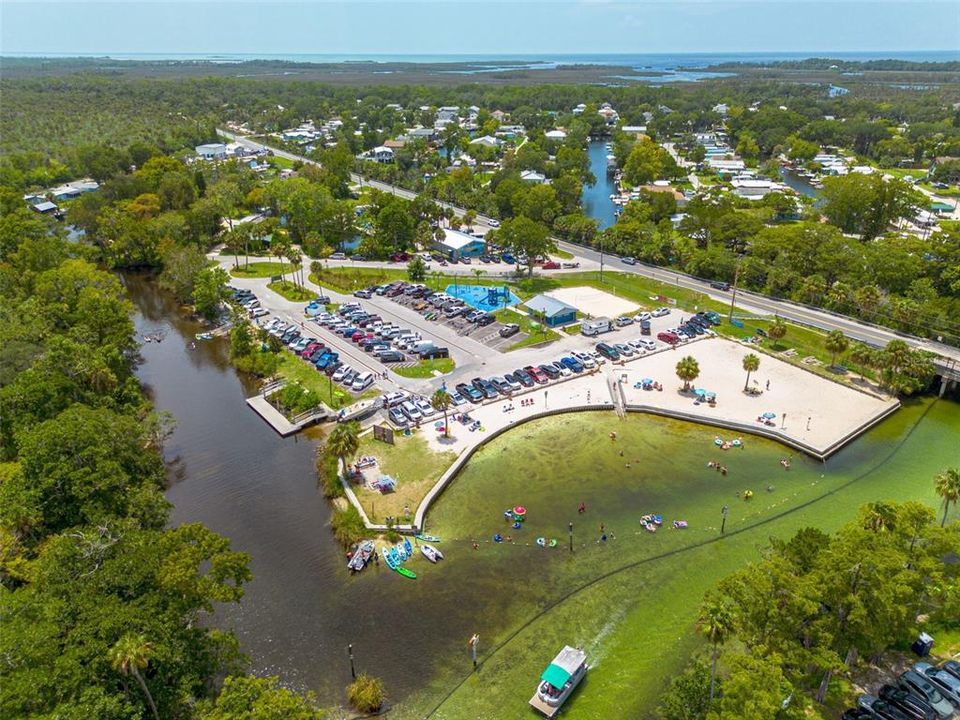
[389,398,959,719]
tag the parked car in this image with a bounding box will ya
[448,392,467,406]
[899,671,957,717]
[561,356,584,373]
[596,342,620,360]
[251,307,270,318]
[502,373,522,392]
[501,252,515,264]
[857,695,912,720]
[538,363,560,379]
[499,323,520,338]
[525,366,549,384]
[658,331,680,345]
[477,313,495,326]
[400,401,423,422]
[490,377,513,395]
[330,252,347,260]
[941,661,960,683]
[513,369,535,387]
[455,383,484,403]
[542,260,561,270]
[638,339,657,351]
[615,316,634,327]
[915,663,960,705]
[878,684,936,720]
[652,307,671,317]
[388,407,408,426]
[843,709,874,720]
[413,396,434,416]
[379,350,405,363]
[614,343,635,357]
[487,219,500,228]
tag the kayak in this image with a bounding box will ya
[403,538,413,557]
[396,566,417,579]
[415,533,441,543]
[382,548,398,570]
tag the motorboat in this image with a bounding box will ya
[347,540,375,572]
[529,646,588,717]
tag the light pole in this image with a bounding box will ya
[599,235,604,283]
[348,643,356,679]
[721,504,729,534]
[568,522,574,552]
[727,255,743,323]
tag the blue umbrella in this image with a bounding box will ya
[695,388,707,397]
[762,411,776,419]
[642,378,654,384]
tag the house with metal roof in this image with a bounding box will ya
[524,294,578,327]
[431,228,486,261]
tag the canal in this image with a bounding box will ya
[581,138,618,230]
[126,274,480,703]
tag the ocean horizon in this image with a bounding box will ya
[3,50,958,68]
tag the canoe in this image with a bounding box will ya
[396,566,417,579]
[415,533,441,543]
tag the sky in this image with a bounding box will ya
[1,1,957,57]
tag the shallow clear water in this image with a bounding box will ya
[581,140,618,230]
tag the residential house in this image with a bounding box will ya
[712,103,729,116]
[520,170,548,184]
[491,110,508,122]
[572,103,587,115]
[545,129,568,141]
[368,146,395,163]
[470,135,502,149]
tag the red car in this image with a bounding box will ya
[542,260,561,270]
[301,343,322,357]
[390,252,410,262]
[657,331,680,345]
[524,365,550,384]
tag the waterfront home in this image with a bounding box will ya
[491,109,508,122]
[707,157,746,174]
[495,124,526,139]
[431,228,486,261]
[366,146,395,163]
[30,201,59,215]
[406,126,436,141]
[620,125,647,137]
[731,177,788,199]
[545,129,567,141]
[713,103,729,116]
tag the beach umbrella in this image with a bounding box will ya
[513,505,527,516]
[695,388,706,397]
[762,411,776,419]
[642,378,654,384]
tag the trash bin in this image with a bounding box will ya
[911,632,934,657]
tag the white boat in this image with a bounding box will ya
[529,646,588,717]
[421,544,444,563]
[348,540,375,572]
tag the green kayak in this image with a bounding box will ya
[396,566,417,579]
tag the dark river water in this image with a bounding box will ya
[125,274,472,705]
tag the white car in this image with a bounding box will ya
[400,401,423,422]
[652,307,671,318]
[332,365,352,382]
[449,392,467,406]
[633,312,651,322]
[413,396,434,416]
[552,361,572,377]
[574,353,596,369]
[638,339,657,351]
[627,340,647,353]
[615,316,634,327]
[486,219,500,228]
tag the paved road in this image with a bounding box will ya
[218,129,960,375]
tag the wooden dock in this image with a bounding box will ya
[245,391,331,437]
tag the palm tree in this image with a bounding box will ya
[430,388,452,438]
[462,209,477,232]
[675,355,700,392]
[328,421,361,480]
[824,330,849,368]
[271,237,291,283]
[472,268,486,285]
[742,353,760,391]
[109,634,160,720]
[286,247,303,287]
[224,228,243,269]
[698,599,735,701]
[767,316,787,346]
[934,467,960,527]
[848,343,875,381]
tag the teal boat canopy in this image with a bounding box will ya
[541,663,572,689]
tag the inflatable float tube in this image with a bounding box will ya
[512,521,522,530]
[549,539,558,548]
[536,537,546,547]
[493,533,503,543]
[714,437,723,446]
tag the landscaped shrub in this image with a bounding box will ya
[346,674,385,713]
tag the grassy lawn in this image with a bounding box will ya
[230,261,301,279]
[553,248,574,259]
[309,267,406,293]
[396,399,960,720]
[267,280,315,302]
[274,352,373,410]
[353,432,458,524]
[495,308,561,350]
[392,357,456,379]
[268,155,295,170]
